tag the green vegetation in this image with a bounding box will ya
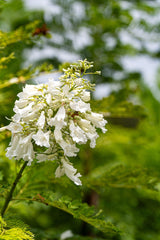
[0,0,160,239]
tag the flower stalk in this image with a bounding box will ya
[1,161,27,217]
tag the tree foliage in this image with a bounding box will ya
[0,0,160,240]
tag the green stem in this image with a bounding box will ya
[1,161,28,217]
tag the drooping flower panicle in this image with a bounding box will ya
[1,60,107,185]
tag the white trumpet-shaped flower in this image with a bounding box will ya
[55,158,82,186]
[6,134,35,166]
[48,106,66,128]
[0,60,107,185]
[32,130,50,148]
[85,112,108,133]
[37,111,45,129]
[70,99,91,113]
[81,90,90,102]
[69,120,87,144]
[59,140,79,157]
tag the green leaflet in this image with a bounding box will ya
[0,21,39,49]
[85,164,159,192]
[0,217,35,240]
[0,53,15,70]
[0,19,54,90]
[15,195,120,237]
[0,228,34,240]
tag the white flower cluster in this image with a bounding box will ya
[1,60,107,185]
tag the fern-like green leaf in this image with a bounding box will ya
[15,195,120,237]
[0,53,15,70]
[86,164,159,192]
[0,217,34,240]
[0,227,34,240]
[0,21,39,50]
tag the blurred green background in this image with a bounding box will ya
[1,0,160,239]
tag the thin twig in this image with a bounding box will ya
[1,161,28,217]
